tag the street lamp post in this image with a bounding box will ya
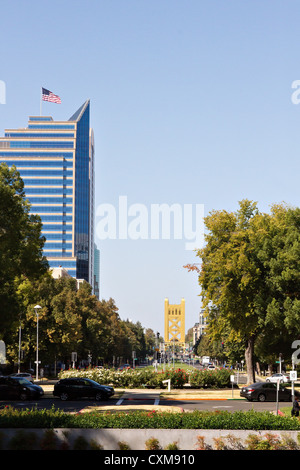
[18,321,21,373]
[34,305,41,382]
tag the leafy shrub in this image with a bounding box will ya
[195,435,211,450]
[2,406,300,432]
[189,368,231,389]
[118,440,131,450]
[145,437,161,450]
[213,436,227,450]
[224,433,244,450]
[90,439,103,450]
[245,432,299,450]
[164,441,180,450]
[58,366,230,389]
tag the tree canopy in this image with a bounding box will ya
[0,163,155,370]
[194,200,300,382]
[0,163,48,338]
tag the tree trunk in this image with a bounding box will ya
[245,336,255,384]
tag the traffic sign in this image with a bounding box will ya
[290,371,297,381]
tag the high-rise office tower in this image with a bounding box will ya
[94,243,100,299]
[0,100,95,288]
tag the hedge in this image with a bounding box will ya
[1,406,300,431]
[58,367,232,389]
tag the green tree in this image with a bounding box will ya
[0,163,48,341]
[197,200,300,382]
[7,274,82,367]
[195,200,300,383]
[252,204,300,370]
[197,200,262,382]
[144,328,156,355]
[98,298,126,364]
[76,282,111,364]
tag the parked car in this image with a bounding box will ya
[10,372,34,383]
[266,373,290,384]
[0,376,44,400]
[53,377,115,401]
[240,382,299,402]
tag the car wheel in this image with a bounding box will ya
[19,392,28,400]
[266,379,270,382]
[258,393,266,402]
[60,392,69,401]
[95,392,104,401]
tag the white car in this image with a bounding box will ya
[266,373,289,384]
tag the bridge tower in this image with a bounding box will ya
[164,298,185,347]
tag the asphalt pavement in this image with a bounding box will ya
[35,376,297,414]
[39,382,244,404]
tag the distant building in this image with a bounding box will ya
[0,100,95,290]
[193,309,208,345]
[50,265,87,292]
[50,266,71,279]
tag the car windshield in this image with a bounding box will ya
[84,379,100,386]
[13,378,31,385]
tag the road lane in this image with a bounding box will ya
[0,384,293,414]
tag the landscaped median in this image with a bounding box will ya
[1,406,300,449]
[57,366,233,389]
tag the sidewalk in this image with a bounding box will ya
[161,388,242,400]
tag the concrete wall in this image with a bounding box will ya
[1,428,300,450]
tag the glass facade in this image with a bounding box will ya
[0,100,95,289]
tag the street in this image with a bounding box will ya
[0,390,290,414]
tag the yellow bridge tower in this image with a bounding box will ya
[164,298,185,347]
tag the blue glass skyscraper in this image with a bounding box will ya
[0,100,95,288]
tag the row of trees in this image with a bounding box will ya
[186,200,300,383]
[0,163,156,371]
[12,274,157,369]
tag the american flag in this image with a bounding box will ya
[42,88,61,104]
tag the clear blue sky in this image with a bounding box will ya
[1,1,300,336]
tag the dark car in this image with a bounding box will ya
[0,376,44,400]
[53,377,115,401]
[240,382,300,402]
